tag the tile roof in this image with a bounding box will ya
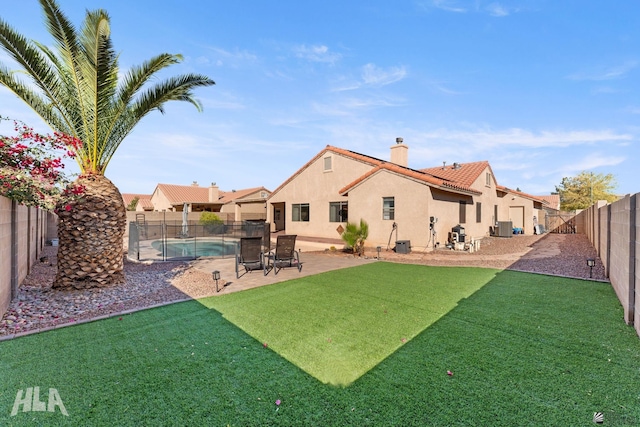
[219,187,269,203]
[536,194,560,210]
[496,185,546,204]
[269,145,384,198]
[156,183,212,205]
[339,162,482,196]
[122,193,150,207]
[420,161,492,187]
[137,196,154,210]
[156,183,269,205]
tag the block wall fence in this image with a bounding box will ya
[2,193,639,339]
[576,193,639,338]
[0,195,55,319]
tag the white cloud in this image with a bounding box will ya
[331,64,407,92]
[416,126,632,149]
[425,0,467,13]
[567,60,638,81]
[292,44,341,64]
[420,0,519,16]
[362,63,407,86]
[486,2,509,17]
[429,81,463,95]
[557,153,626,173]
[205,46,258,67]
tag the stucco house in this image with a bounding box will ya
[123,182,271,222]
[267,141,546,249]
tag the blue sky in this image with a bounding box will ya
[1,0,638,196]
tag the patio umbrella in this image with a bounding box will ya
[182,202,189,237]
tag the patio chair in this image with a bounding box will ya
[269,234,302,275]
[235,237,267,279]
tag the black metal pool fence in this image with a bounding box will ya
[127,220,271,262]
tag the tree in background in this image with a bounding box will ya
[0,0,214,288]
[126,197,139,211]
[342,219,369,256]
[199,212,224,234]
[556,171,618,211]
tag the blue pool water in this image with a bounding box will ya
[151,239,238,258]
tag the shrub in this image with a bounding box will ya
[341,219,369,256]
[200,212,224,233]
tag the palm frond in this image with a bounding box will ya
[0,17,68,123]
[78,9,118,173]
[133,74,215,117]
[0,65,64,130]
[1,0,215,176]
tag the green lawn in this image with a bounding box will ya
[1,264,639,426]
[200,263,498,385]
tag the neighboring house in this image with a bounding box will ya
[537,194,561,212]
[267,142,546,249]
[149,182,270,221]
[122,183,270,221]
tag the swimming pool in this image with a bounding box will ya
[151,239,238,258]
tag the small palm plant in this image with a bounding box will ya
[341,219,369,256]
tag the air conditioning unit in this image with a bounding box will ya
[496,221,513,238]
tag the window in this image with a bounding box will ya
[329,202,348,222]
[459,201,466,224]
[486,172,492,186]
[383,197,395,220]
[323,156,332,171]
[494,205,498,223]
[292,203,309,222]
[476,202,482,223]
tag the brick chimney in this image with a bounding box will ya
[208,182,219,202]
[390,137,408,167]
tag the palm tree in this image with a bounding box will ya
[0,0,215,288]
[341,219,369,256]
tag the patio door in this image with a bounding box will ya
[272,202,285,232]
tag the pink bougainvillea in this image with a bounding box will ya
[0,117,84,209]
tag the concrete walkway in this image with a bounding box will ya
[191,251,375,294]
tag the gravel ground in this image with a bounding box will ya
[0,233,607,338]
[360,233,607,280]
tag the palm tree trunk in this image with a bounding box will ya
[53,175,126,289]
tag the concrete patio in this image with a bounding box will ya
[191,250,376,294]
